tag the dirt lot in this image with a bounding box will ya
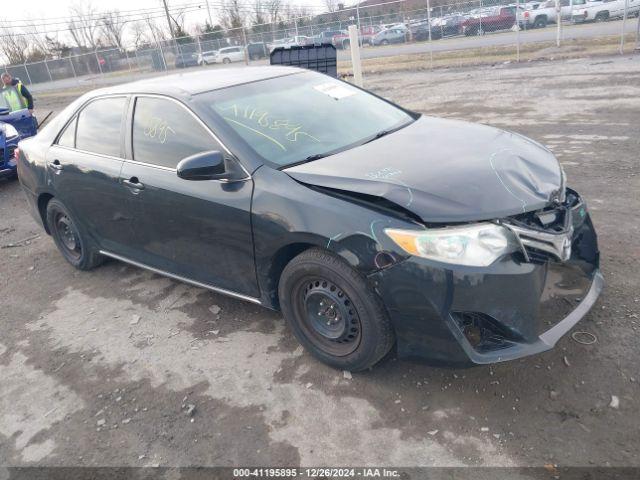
[1,54,639,469]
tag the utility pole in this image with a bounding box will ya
[620,0,629,54]
[162,0,176,40]
[205,0,214,27]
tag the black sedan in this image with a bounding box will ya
[17,67,603,371]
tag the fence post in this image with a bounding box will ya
[479,0,483,34]
[242,27,249,65]
[68,56,77,80]
[124,49,133,71]
[23,61,32,85]
[348,25,363,87]
[620,0,629,54]
[555,0,562,47]
[43,57,53,82]
[95,49,104,75]
[426,0,433,68]
[134,49,142,71]
[636,7,640,50]
[516,0,521,62]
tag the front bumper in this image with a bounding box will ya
[369,198,602,366]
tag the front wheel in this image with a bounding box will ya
[381,39,389,45]
[279,248,395,371]
[222,57,231,64]
[46,198,104,270]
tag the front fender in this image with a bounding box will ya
[251,166,417,308]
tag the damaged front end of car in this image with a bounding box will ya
[369,187,602,366]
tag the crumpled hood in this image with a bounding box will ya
[284,116,563,223]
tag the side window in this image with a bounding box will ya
[76,97,126,157]
[57,116,77,148]
[132,97,220,169]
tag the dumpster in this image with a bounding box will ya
[270,44,337,78]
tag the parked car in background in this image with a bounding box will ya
[461,6,517,35]
[246,42,268,60]
[372,27,409,45]
[331,26,382,48]
[17,67,603,371]
[0,94,38,179]
[522,0,591,27]
[430,14,467,37]
[197,50,218,65]
[573,0,639,22]
[269,36,311,52]
[174,52,199,68]
[213,46,245,64]
[312,30,346,44]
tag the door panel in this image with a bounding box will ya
[46,95,135,254]
[46,146,133,252]
[119,161,258,296]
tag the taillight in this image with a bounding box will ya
[524,11,529,18]
[14,147,19,160]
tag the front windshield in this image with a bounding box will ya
[200,71,414,167]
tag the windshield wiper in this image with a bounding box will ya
[361,129,392,145]
[304,153,329,161]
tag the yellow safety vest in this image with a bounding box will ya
[2,83,27,112]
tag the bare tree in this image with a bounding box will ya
[265,0,282,23]
[143,13,168,44]
[252,0,268,26]
[67,2,101,49]
[0,24,29,64]
[100,10,127,49]
[220,0,246,30]
[324,0,338,13]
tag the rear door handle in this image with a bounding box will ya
[123,178,145,190]
[48,159,63,171]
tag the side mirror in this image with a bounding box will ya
[177,151,226,181]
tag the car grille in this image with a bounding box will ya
[505,188,583,265]
[0,146,16,164]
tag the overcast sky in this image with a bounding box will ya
[4,0,333,32]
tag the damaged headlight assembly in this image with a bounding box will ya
[385,223,520,267]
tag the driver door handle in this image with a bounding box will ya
[123,178,145,190]
[49,159,63,171]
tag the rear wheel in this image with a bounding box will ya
[595,11,609,22]
[381,39,389,45]
[46,198,104,270]
[223,57,231,64]
[279,248,395,371]
[533,16,547,28]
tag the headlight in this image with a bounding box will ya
[4,124,19,138]
[385,223,519,267]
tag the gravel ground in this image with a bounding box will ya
[0,54,639,469]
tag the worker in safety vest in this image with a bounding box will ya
[1,73,34,113]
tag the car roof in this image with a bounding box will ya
[91,66,303,98]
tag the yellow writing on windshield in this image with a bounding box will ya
[220,104,320,144]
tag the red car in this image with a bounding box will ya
[461,6,517,36]
[331,26,382,49]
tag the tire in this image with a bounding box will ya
[223,57,231,64]
[46,198,104,271]
[595,11,609,22]
[278,248,395,371]
[534,16,547,28]
[342,39,350,49]
[381,39,389,45]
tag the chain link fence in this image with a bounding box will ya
[3,0,640,88]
